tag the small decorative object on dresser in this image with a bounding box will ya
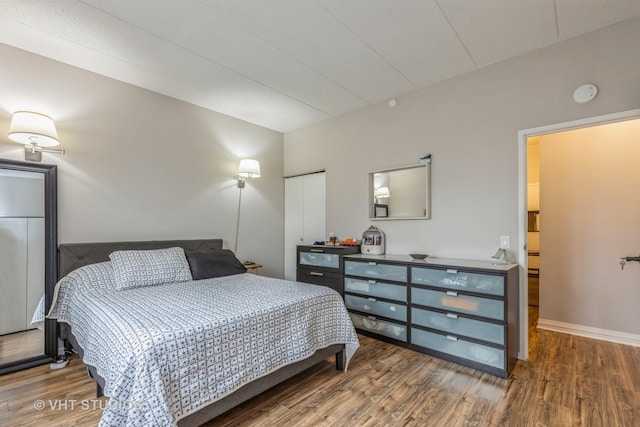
[361,225,385,255]
[296,245,360,295]
[343,253,519,378]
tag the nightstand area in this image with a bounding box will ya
[244,263,262,274]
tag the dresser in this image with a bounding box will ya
[296,245,360,295]
[344,254,519,378]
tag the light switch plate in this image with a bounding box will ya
[500,235,510,248]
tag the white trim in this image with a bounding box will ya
[538,318,640,348]
[516,126,528,360]
[516,108,640,361]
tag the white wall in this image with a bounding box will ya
[0,43,285,278]
[284,18,640,352]
[284,18,640,263]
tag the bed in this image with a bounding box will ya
[47,239,359,426]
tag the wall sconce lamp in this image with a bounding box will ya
[8,111,65,162]
[235,158,261,188]
[374,186,390,203]
[234,158,261,256]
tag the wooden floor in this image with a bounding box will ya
[1,308,638,426]
[528,275,539,307]
[0,329,44,365]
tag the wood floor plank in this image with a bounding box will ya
[0,329,45,365]
[1,307,639,426]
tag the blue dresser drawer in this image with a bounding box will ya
[344,277,407,302]
[345,260,407,282]
[411,267,504,296]
[299,251,339,269]
[345,294,407,322]
[411,307,505,345]
[411,328,504,370]
[412,287,504,320]
[349,312,407,342]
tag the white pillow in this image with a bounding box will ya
[109,247,193,290]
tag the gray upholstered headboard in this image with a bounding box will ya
[58,239,224,280]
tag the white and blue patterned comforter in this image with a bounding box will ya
[48,262,359,426]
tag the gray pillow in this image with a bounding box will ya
[109,247,193,290]
[185,250,247,280]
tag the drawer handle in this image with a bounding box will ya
[368,280,377,284]
[310,272,325,277]
[310,249,324,253]
[368,262,377,266]
[446,291,458,297]
[368,297,377,302]
[446,313,459,319]
[446,269,458,274]
[446,335,458,342]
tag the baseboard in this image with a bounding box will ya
[537,318,640,348]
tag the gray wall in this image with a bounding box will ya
[284,19,640,342]
[0,43,285,278]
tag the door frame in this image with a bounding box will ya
[517,108,640,360]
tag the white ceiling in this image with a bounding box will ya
[1,1,639,133]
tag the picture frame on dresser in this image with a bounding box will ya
[373,204,388,218]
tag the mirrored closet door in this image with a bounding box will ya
[0,159,57,374]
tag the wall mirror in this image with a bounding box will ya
[0,159,57,375]
[369,162,431,220]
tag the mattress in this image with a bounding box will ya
[48,261,359,426]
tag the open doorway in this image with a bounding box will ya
[526,139,540,308]
[518,109,640,359]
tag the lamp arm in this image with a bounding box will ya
[233,186,243,255]
[25,144,65,154]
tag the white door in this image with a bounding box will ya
[284,172,326,280]
[284,177,303,281]
[26,218,45,327]
[537,118,640,338]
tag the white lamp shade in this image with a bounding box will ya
[375,186,390,198]
[237,159,261,178]
[8,111,60,147]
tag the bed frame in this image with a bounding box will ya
[55,239,345,427]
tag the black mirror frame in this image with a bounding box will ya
[0,159,57,375]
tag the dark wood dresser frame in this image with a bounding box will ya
[296,245,360,295]
[343,254,519,378]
